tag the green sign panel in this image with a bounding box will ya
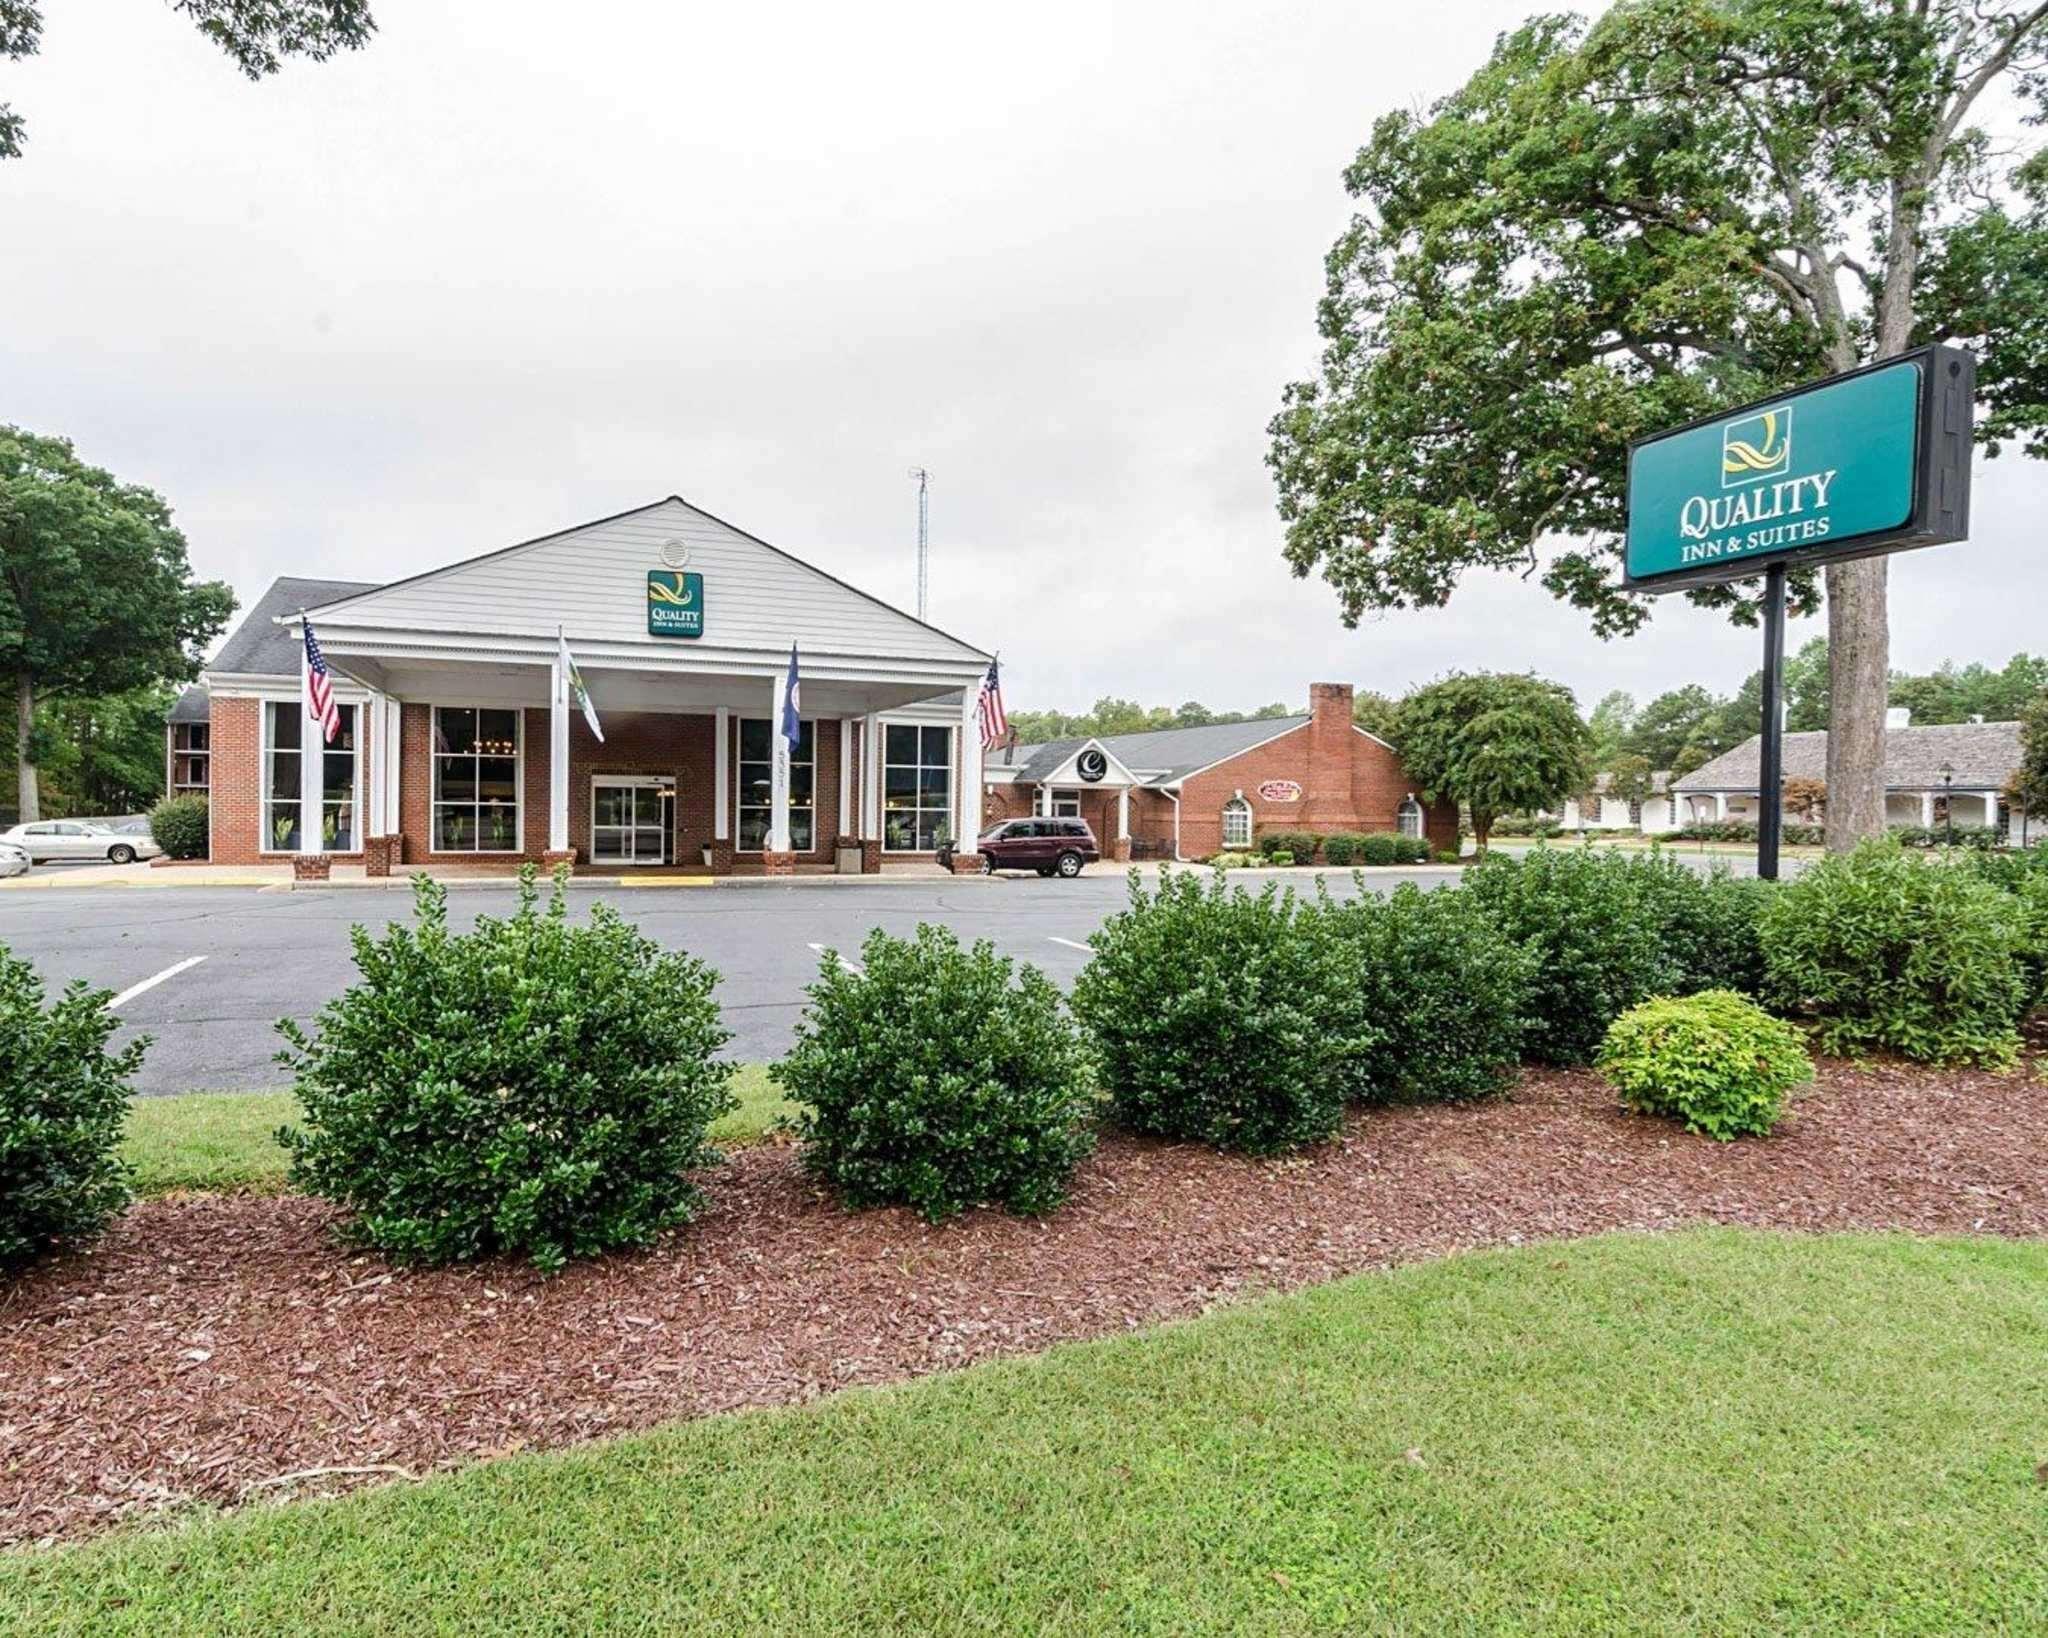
[1626,359,1924,587]
[647,570,704,638]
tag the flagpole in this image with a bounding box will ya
[297,609,322,857]
[549,623,570,856]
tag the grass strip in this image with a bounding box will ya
[3,1229,2044,1634]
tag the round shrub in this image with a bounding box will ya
[774,924,1096,1223]
[1259,829,1318,862]
[1318,884,1534,1104]
[1627,855,1773,998]
[1461,846,1677,1066]
[1321,832,1366,866]
[279,869,736,1270]
[1359,832,1399,866]
[0,945,144,1266]
[1761,839,2035,1067]
[1070,869,1367,1154]
[147,795,209,860]
[1598,990,1813,1140]
[1391,834,1431,864]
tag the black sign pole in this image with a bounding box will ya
[1756,562,1787,881]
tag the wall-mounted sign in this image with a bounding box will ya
[1623,345,1974,593]
[1076,748,1108,783]
[647,570,704,638]
[1257,779,1302,803]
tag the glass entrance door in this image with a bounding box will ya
[592,779,670,865]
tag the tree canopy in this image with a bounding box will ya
[1,1,375,160]
[1395,672,1593,850]
[0,428,234,821]
[1006,696,1297,746]
[1270,0,2048,848]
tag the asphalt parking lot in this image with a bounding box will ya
[1,868,1468,1096]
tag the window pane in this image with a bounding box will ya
[595,787,626,827]
[435,806,476,851]
[790,766,814,805]
[791,812,814,851]
[332,704,357,752]
[739,718,771,759]
[885,724,919,764]
[436,756,475,802]
[921,726,950,765]
[325,802,355,852]
[478,709,519,753]
[323,748,353,803]
[795,721,815,759]
[478,758,518,802]
[269,702,301,752]
[436,708,476,755]
[477,803,518,852]
[267,801,300,852]
[885,766,917,800]
[738,809,770,850]
[883,812,913,850]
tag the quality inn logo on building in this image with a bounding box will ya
[1721,407,1791,485]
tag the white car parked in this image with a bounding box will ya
[0,820,161,865]
[0,841,28,878]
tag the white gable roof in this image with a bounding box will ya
[303,497,989,667]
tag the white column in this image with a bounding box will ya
[298,635,323,855]
[1714,793,1728,822]
[1983,792,2001,829]
[838,718,853,843]
[1117,785,1130,841]
[957,694,983,857]
[1921,791,1935,828]
[546,652,569,853]
[378,696,401,836]
[768,672,791,853]
[713,707,730,842]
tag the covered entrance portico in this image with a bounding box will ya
[253,496,995,876]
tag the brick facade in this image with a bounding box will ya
[988,683,1457,860]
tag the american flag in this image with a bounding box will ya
[303,618,340,745]
[976,657,1008,749]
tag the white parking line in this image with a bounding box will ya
[1048,937,1092,953]
[806,942,864,976]
[109,955,208,1011]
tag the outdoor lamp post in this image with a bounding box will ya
[1939,762,1955,847]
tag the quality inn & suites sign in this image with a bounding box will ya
[1623,345,1974,593]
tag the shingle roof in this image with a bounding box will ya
[208,576,381,677]
[1673,721,2023,792]
[168,683,209,724]
[989,714,1311,786]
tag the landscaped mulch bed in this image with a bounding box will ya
[4,1058,2044,1546]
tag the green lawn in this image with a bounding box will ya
[120,1064,792,1196]
[5,1230,2044,1634]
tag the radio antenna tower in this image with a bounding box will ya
[908,466,931,620]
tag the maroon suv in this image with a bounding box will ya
[974,816,1100,877]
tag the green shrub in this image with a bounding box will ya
[1391,834,1431,864]
[1208,850,1260,869]
[1259,829,1318,862]
[147,795,208,860]
[1760,839,2034,1067]
[0,946,145,1266]
[1598,990,1812,1140]
[1629,857,1773,998]
[774,925,1096,1223]
[1359,832,1399,866]
[1070,870,1366,1154]
[1317,884,1534,1104]
[1321,832,1367,866]
[279,869,736,1270]
[1436,848,1463,865]
[1461,847,1677,1066]
[1267,850,1295,866]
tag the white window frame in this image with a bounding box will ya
[261,699,362,854]
[429,705,525,855]
[1222,795,1252,849]
[1396,796,1424,839]
[735,716,816,853]
[882,721,955,853]
[1051,791,1081,818]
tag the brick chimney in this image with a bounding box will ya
[1302,682,1354,826]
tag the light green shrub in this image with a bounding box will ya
[1598,990,1813,1140]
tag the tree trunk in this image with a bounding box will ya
[1822,557,1888,852]
[14,674,37,826]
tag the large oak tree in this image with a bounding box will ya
[0,428,234,821]
[1270,0,2048,850]
[1396,672,1593,851]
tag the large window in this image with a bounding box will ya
[1222,795,1252,849]
[170,722,210,796]
[433,707,522,853]
[1051,792,1081,818]
[264,701,358,852]
[737,718,815,851]
[1396,796,1424,839]
[883,723,953,852]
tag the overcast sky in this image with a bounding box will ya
[6,1,2045,718]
